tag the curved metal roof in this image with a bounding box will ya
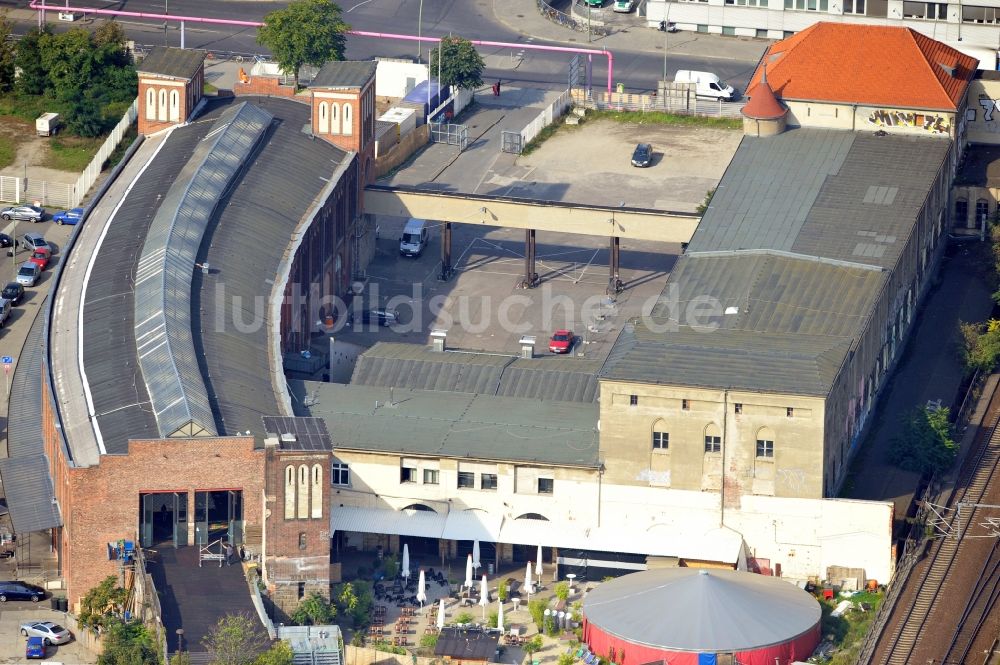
[583,568,820,652]
[134,101,273,438]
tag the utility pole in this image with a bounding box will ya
[417,0,424,60]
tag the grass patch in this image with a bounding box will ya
[0,93,66,124]
[588,109,742,130]
[819,591,883,664]
[204,81,219,95]
[42,136,104,172]
[103,125,138,171]
[521,120,575,156]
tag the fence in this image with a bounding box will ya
[72,98,138,208]
[519,89,573,150]
[536,0,610,36]
[0,175,20,203]
[346,645,441,665]
[571,88,745,119]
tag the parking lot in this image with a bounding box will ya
[0,604,95,664]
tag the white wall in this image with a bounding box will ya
[376,60,430,98]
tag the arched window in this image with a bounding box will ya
[403,503,437,512]
[954,198,968,226]
[284,465,296,519]
[169,90,180,122]
[704,423,722,454]
[157,89,168,122]
[145,88,156,120]
[343,103,353,135]
[515,513,549,521]
[976,198,990,228]
[756,427,775,459]
[311,464,323,518]
[297,465,309,519]
[330,103,340,134]
[651,419,669,451]
[318,101,329,134]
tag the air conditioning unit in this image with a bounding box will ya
[57,11,78,21]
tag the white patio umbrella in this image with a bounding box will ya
[525,561,534,598]
[535,545,544,578]
[479,574,489,620]
[465,553,474,588]
[417,569,427,607]
[437,597,446,630]
[472,539,482,571]
[402,544,411,581]
[497,598,505,634]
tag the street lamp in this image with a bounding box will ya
[417,0,424,60]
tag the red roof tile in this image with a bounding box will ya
[747,23,976,111]
[742,66,788,119]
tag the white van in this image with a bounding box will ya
[674,70,737,101]
[399,218,429,257]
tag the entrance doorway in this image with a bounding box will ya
[194,490,243,545]
[139,492,187,548]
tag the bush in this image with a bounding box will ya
[528,598,548,631]
[420,633,439,648]
[98,619,159,665]
[455,612,474,624]
[554,582,570,602]
[888,406,957,475]
[291,592,336,626]
[497,579,509,602]
[558,654,576,665]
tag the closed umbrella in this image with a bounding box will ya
[535,545,544,578]
[497,598,505,634]
[417,569,427,607]
[525,561,533,598]
[465,553,474,588]
[479,574,489,620]
[402,544,411,581]
[472,539,482,571]
[437,597,446,630]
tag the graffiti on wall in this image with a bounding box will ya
[867,108,951,134]
[980,94,1000,122]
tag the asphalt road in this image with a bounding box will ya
[1,0,760,93]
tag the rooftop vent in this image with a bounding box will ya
[280,432,297,444]
[724,306,739,315]
[431,329,447,352]
[519,335,537,359]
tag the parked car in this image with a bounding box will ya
[52,207,84,225]
[0,205,44,222]
[19,232,51,255]
[0,233,11,248]
[361,308,399,327]
[20,621,73,645]
[0,298,9,328]
[25,636,45,659]
[613,0,636,11]
[631,143,653,168]
[16,262,40,287]
[29,251,49,270]
[549,329,575,354]
[0,580,45,602]
[2,282,24,305]
[583,0,604,5]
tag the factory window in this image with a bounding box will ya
[787,407,794,417]
[299,532,307,550]
[145,88,156,120]
[652,431,669,450]
[538,478,554,494]
[158,89,168,121]
[401,466,417,483]
[318,101,329,134]
[630,394,638,406]
[311,464,323,519]
[331,463,350,486]
[903,1,946,18]
[756,427,775,458]
[734,403,743,414]
[297,465,309,519]
[976,199,990,228]
[343,103,353,135]
[844,0,865,12]
[705,424,722,453]
[169,90,180,122]
[423,469,440,485]
[330,103,340,134]
[481,474,498,490]
[297,582,306,599]
[458,472,475,489]
[284,465,296,519]
[682,399,690,410]
[963,4,1000,22]
[954,198,968,226]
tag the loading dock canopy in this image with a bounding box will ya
[331,506,743,565]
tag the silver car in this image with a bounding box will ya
[16,262,39,287]
[0,205,44,222]
[19,621,72,645]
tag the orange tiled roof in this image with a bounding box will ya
[742,66,787,119]
[747,23,977,111]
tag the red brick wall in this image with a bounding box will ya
[234,76,296,97]
[64,438,264,608]
[137,66,204,136]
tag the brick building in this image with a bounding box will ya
[136,46,205,135]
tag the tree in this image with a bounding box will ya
[429,36,485,91]
[79,575,128,630]
[291,592,336,626]
[14,26,51,95]
[554,582,570,603]
[98,619,159,665]
[497,579,509,602]
[257,0,349,87]
[523,635,543,661]
[0,12,15,93]
[960,319,1000,373]
[66,94,105,138]
[888,406,957,476]
[253,641,295,665]
[202,613,271,665]
[528,598,548,631]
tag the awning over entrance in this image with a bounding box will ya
[441,510,503,542]
[331,506,447,539]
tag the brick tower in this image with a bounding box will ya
[136,47,206,136]
[310,61,378,187]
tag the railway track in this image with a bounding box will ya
[874,392,1000,665]
[940,537,1000,663]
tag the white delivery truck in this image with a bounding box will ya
[674,71,737,101]
[399,218,429,257]
[35,112,60,137]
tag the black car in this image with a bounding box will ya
[361,308,399,327]
[631,143,653,168]
[0,233,11,248]
[2,283,23,305]
[0,580,45,602]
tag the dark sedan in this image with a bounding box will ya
[2,282,24,305]
[0,233,11,248]
[631,143,653,168]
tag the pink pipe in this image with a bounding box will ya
[29,1,615,93]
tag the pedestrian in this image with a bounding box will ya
[496,79,502,96]
[223,541,232,565]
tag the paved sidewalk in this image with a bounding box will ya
[843,246,994,518]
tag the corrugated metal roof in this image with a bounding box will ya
[137,46,205,81]
[499,357,599,403]
[1,308,61,534]
[291,380,600,467]
[135,102,273,439]
[192,96,348,439]
[582,569,821,652]
[262,417,332,451]
[312,61,377,88]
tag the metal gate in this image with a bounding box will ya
[429,122,468,150]
[501,130,523,154]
